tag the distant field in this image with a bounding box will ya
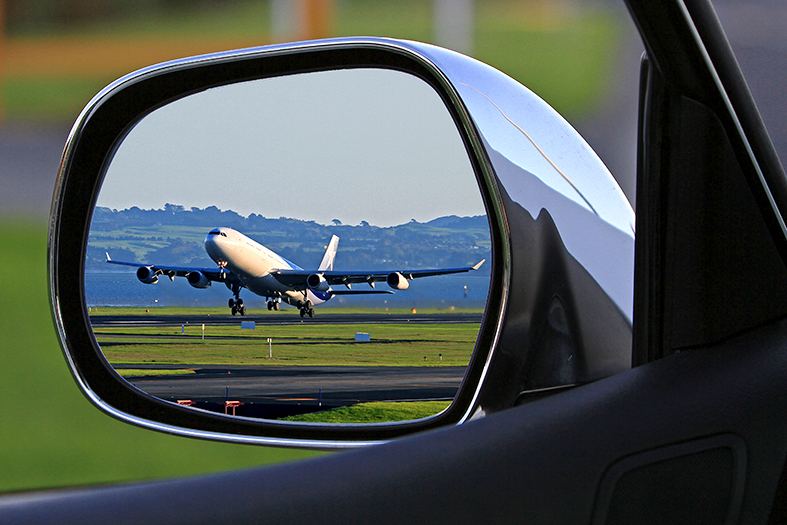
[95,319,479,367]
[1,0,621,121]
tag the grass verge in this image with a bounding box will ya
[282,400,451,423]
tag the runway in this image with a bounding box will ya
[90,311,483,328]
[117,364,466,419]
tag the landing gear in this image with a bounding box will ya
[230,297,246,316]
[266,300,279,311]
[232,305,246,316]
[228,286,245,315]
[298,300,314,318]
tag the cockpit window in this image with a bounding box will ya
[208,229,227,237]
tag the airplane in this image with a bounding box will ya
[106,227,485,317]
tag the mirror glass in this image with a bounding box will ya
[85,68,491,424]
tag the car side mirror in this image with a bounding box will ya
[50,38,634,447]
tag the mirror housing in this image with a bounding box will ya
[50,38,634,447]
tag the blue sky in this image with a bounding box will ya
[98,68,485,227]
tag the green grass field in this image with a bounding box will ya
[0,220,321,493]
[94,314,479,367]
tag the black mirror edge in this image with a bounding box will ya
[47,38,511,448]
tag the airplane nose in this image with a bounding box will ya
[204,233,223,260]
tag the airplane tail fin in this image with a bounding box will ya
[318,235,339,271]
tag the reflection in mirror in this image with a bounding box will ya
[85,68,491,424]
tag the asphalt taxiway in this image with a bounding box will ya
[117,364,466,419]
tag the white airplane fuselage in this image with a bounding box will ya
[204,227,328,307]
[107,226,483,317]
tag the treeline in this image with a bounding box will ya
[87,205,491,273]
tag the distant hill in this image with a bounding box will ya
[87,205,491,274]
[425,215,489,230]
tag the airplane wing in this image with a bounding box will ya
[329,289,395,295]
[105,253,242,286]
[271,260,485,289]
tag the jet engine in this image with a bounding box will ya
[187,271,211,289]
[307,273,331,292]
[387,272,410,290]
[136,267,158,284]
